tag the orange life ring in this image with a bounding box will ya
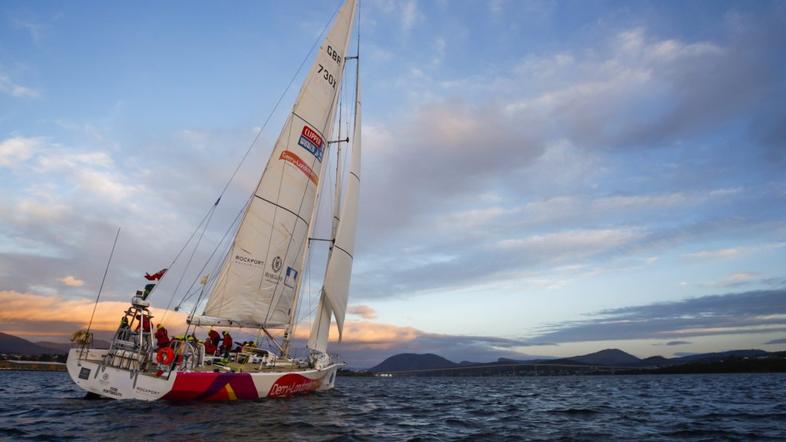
[156,347,175,365]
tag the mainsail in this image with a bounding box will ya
[308,57,362,352]
[193,0,357,329]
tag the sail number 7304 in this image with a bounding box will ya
[316,64,337,89]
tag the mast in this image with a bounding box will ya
[333,132,343,238]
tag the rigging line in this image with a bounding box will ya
[183,278,210,340]
[149,204,213,310]
[293,240,313,345]
[171,204,245,312]
[160,204,216,325]
[86,227,120,340]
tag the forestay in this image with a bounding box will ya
[194,0,357,329]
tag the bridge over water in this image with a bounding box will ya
[374,362,648,377]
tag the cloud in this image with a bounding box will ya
[0,129,242,300]
[0,73,40,98]
[347,304,377,320]
[373,0,422,32]
[0,290,188,337]
[703,272,786,289]
[0,137,41,168]
[765,338,786,345]
[0,290,540,367]
[12,18,49,44]
[58,276,85,287]
[347,14,786,303]
[400,0,421,31]
[499,26,774,151]
[498,228,642,254]
[525,289,786,345]
[664,340,691,346]
[685,248,739,260]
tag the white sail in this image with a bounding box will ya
[309,60,361,351]
[196,0,357,329]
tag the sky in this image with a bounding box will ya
[1,0,785,368]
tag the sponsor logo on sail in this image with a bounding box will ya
[298,125,324,161]
[272,256,282,272]
[284,266,298,288]
[234,255,263,266]
[280,150,318,185]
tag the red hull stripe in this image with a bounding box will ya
[163,372,259,401]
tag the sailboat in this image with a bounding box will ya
[66,0,362,401]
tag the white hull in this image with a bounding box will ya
[66,349,340,401]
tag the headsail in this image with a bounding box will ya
[193,0,357,329]
[308,56,362,352]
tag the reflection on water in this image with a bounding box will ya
[1,372,785,440]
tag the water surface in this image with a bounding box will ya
[1,372,785,440]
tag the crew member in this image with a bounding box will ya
[117,315,130,340]
[204,337,216,355]
[135,313,152,333]
[220,331,233,358]
[154,324,170,349]
[208,328,220,349]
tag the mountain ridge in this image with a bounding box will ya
[368,348,782,372]
[369,353,457,372]
[0,332,55,355]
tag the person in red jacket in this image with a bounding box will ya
[204,337,216,355]
[154,324,170,349]
[135,314,152,333]
[220,331,233,358]
[208,329,220,349]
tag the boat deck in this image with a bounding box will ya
[78,346,314,377]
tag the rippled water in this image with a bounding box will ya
[1,372,785,440]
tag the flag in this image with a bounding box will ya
[143,283,155,299]
[144,268,167,281]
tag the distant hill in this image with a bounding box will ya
[365,347,786,375]
[554,348,642,367]
[0,332,54,356]
[370,353,457,372]
[1,332,112,356]
[34,341,72,354]
[496,357,531,364]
